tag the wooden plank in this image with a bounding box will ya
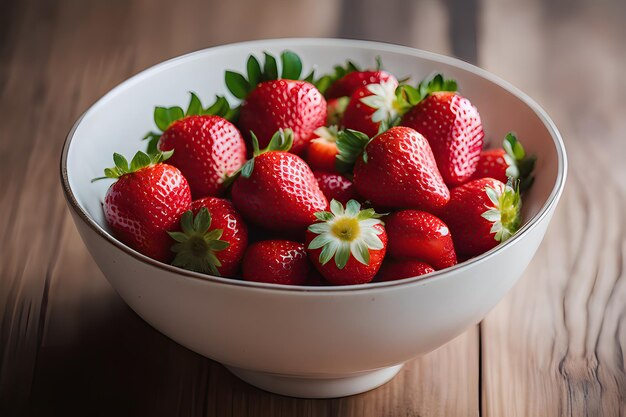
[479,0,626,415]
[0,0,479,416]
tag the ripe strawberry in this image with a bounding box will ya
[97,151,191,263]
[306,199,387,285]
[325,69,398,100]
[377,259,435,282]
[326,97,349,126]
[226,51,326,155]
[158,115,246,198]
[144,93,243,198]
[337,127,450,211]
[242,240,309,285]
[167,198,248,277]
[471,133,536,191]
[313,171,358,205]
[231,129,328,233]
[342,79,400,137]
[305,126,340,172]
[438,178,521,256]
[400,76,484,186]
[385,210,457,270]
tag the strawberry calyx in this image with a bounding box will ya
[143,93,238,154]
[225,51,313,100]
[326,96,349,125]
[222,128,294,186]
[360,79,403,127]
[395,73,458,114]
[91,150,173,182]
[312,126,340,145]
[335,129,372,173]
[308,199,385,269]
[168,208,230,276]
[502,133,537,192]
[481,179,522,242]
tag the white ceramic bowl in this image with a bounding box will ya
[61,38,567,398]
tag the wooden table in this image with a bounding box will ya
[1,0,625,415]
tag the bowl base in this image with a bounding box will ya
[226,364,403,398]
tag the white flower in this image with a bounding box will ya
[359,80,399,123]
[308,199,385,269]
[480,182,521,243]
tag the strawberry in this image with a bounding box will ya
[385,210,457,270]
[167,198,248,277]
[337,126,450,211]
[305,126,340,172]
[400,74,484,187]
[438,178,521,256]
[231,129,328,233]
[313,171,358,205]
[306,199,387,285]
[143,93,243,198]
[326,97,349,126]
[226,51,326,155]
[325,70,397,100]
[242,240,309,285]
[342,79,400,138]
[377,259,435,282]
[96,151,191,263]
[471,133,536,191]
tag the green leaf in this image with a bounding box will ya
[167,231,189,243]
[319,243,337,265]
[266,128,293,152]
[375,55,383,71]
[314,211,333,221]
[334,243,351,269]
[241,159,255,178]
[303,69,315,83]
[194,208,211,232]
[250,131,261,156]
[186,92,203,116]
[103,168,117,179]
[336,129,371,173]
[314,75,333,95]
[130,151,151,172]
[143,132,161,155]
[247,55,262,87]
[154,106,184,132]
[280,50,302,80]
[225,71,251,99]
[263,52,278,81]
[180,211,194,235]
[208,240,230,251]
[113,153,129,172]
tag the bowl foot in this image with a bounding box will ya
[226,364,403,398]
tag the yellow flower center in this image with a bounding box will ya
[331,217,360,242]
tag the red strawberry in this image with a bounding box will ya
[326,97,349,126]
[337,127,450,211]
[242,240,309,285]
[401,90,484,186]
[98,151,191,262]
[238,80,326,154]
[157,115,246,198]
[438,178,521,256]
[377,259,435,282]
[326,70,397,99]
[342,79,400,137]
[143,93,242,198]
[385,210,457,270]
[226,51,326,155]
[167,198,248,277]
[470,133,536,191]
[313,171,358,205]
[305,126,340,172]
[306,199,387,285]
[231,129,328,233]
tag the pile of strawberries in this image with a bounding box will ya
[95,51,535,286]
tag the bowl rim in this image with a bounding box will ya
[60,37,568,293]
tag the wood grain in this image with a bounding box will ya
[479,0,626,415]
[0,0,479,416]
